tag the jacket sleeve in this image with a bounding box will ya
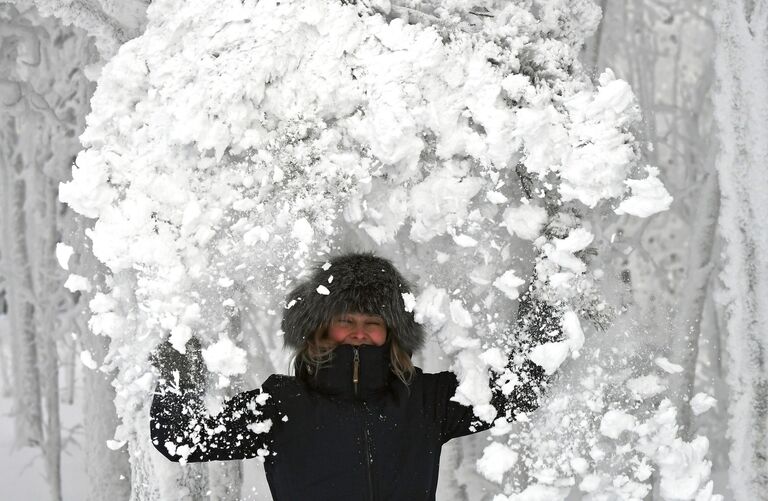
[149,340,277,463]
[438,288,560,443]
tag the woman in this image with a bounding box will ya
[151,253,551,500]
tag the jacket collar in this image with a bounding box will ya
[310,344,392,400]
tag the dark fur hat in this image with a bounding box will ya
[281,253,424,354]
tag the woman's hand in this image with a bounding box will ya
[150,337,206,392]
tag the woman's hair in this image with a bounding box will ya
[293,323,415,387]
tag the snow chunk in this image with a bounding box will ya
[449,300,473,328]
[479,347,507,372]
[626,374,666,399]
[690,393,717,416]
[246,419,273,435]
[545,228,593,274]
[169,325,193,354]
[106,440,126,450]
[600,409,637,439]
[80,350,98,370]
[316,285,330,295]
[243,226,270,245]
[655,356,684,374]
[58,150,117,218]
[401,292,416,313]
[615,166,673,217]
[502,203,547,241]
[408,170,483,242]
[579,474,601,492]
[56,243,75,271]
[452,233,478,247]
[570,457,589,475]
[413,286,448,328]
[486,191,508,204]
[658,436,714,500]
[477,442,518,483]
[291,217,314,244]
[64,274,91,292]
[555,227,594,253]
[528,341,569,375]
[561,310,585,355]
[202,336,247,376]
[493,269,525,300]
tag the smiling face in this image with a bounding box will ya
[327,312,387,346]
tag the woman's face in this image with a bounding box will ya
[327,313,387,346]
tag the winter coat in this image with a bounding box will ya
[150,342,545,501]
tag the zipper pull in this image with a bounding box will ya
[353,347,360,397]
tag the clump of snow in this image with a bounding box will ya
[413,286,448,329]
[690,393,717,416]
[246,419,273,435]
[503,203,547,241]
[202,336,247,376]
[600,409,637,439]
[477,442,518,483]
[64,274,91,292]
[615,167,673,217]
[493,270,526,300]
[561,310,585,356]
[55,242,74,270]
[655,356,684,374]
[168,325,193,354]
[626,374,666,400]
[106,439,127,450]
[529,342,570,375]
[401,292,416,313]
[80,350,98,370]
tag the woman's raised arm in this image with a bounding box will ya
[436,285,559,443]
[149,339,277,463]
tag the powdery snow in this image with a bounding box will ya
[55,242,74,270]
[655,356,685,374]
[615,166,674,218]
[690,393,717,416]
[53,0,683,497]
[529,341,570,375]
[477,442,518,483]
[503,203,547,241]
[64,274,91,292]
[202,336,248,376]
[600,409,638,439]
[626,374,666,400]
[80,350,99,370]
[492,269,526,300]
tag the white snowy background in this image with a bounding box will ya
[0,0,765,500]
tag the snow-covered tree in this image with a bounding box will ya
[0,4,131,500]
[712,0,768,498]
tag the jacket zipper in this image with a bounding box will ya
[352,347,374,501]
[353,347,360,397]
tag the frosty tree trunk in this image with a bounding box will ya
[81,358,132,501]
[80,310,131,501]
[670,171,720,438]
[0,142,44,445]
[713,0,768,498]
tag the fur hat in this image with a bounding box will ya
[281,253,424,354]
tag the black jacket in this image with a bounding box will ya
[150,342,545,500]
